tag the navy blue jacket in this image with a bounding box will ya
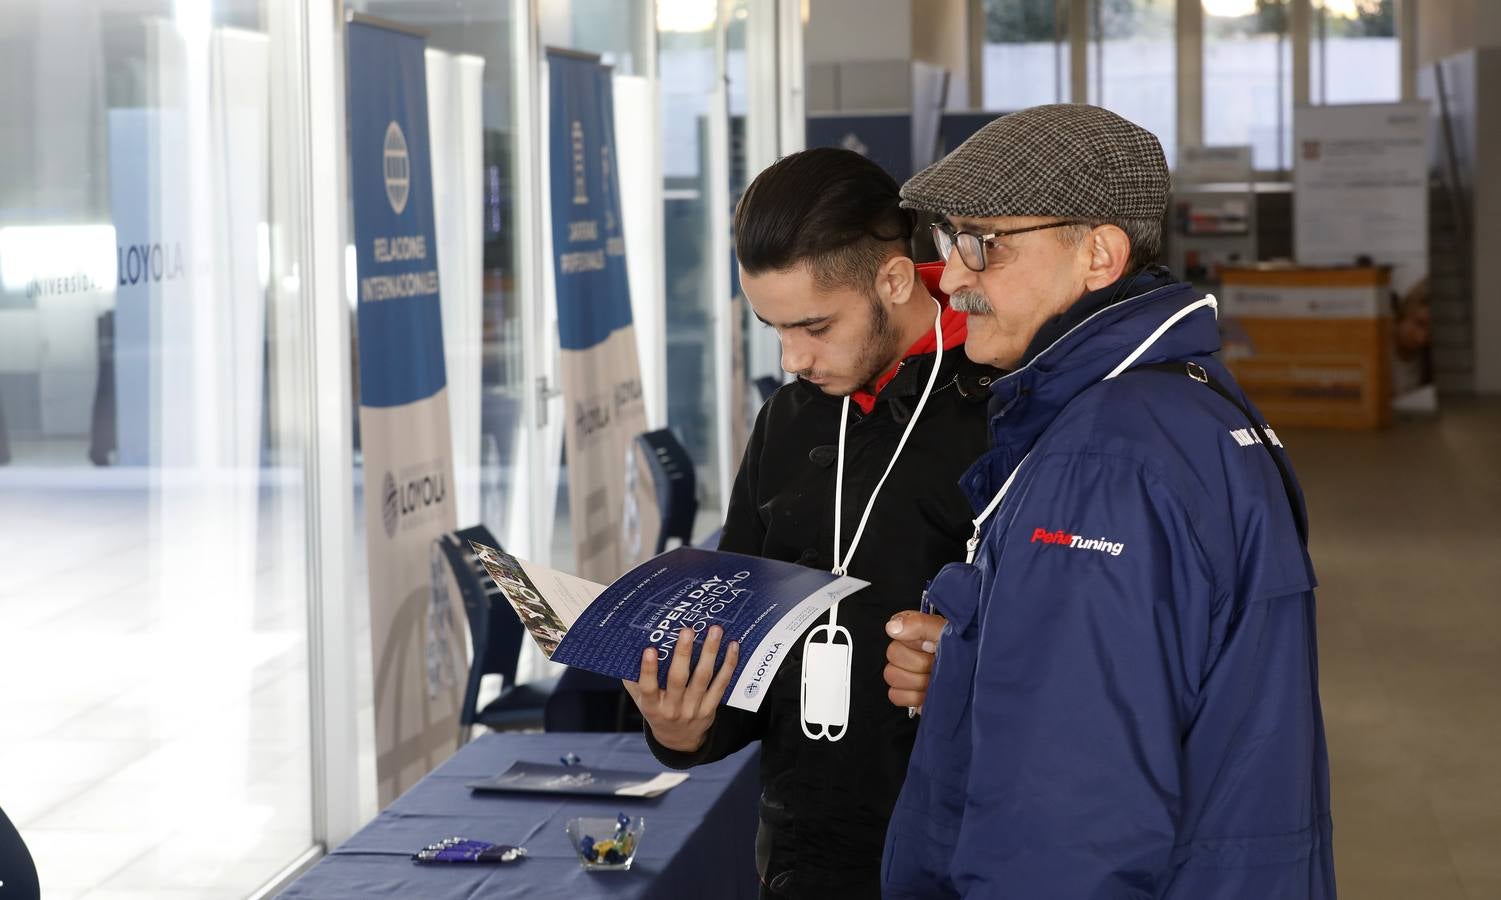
[882,278,1336,899]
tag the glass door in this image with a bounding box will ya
[0,0,320,893]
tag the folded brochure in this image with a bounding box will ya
[468,760,689,798]
[470,542,867,713]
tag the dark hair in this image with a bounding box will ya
[734,147,914,293]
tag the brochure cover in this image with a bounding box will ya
[470,543,866,712]
[467,761,689,798]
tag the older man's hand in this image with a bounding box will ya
[883,611,947,711]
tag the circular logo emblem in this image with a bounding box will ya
[382,471,400,538]
[744,682,759,698]
[383,121,410,215]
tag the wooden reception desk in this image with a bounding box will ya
[1219,266,1392,430]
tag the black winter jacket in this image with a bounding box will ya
[646,309,1000,898]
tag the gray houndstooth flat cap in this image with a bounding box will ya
[901,104,1170,222]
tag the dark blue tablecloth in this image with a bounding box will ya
[279,732,760,899]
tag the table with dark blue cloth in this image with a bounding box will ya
[279,732,760,899]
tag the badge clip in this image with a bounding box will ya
[800,600,853,742]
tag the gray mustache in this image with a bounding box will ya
[950,290,992,315]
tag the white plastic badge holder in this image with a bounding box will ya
[800,603,853,741]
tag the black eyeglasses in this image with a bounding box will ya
[930,220,1086,273]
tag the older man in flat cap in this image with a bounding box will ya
[879,105,1336,898]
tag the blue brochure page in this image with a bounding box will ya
[468,761,689,798]
[469,543,867,713]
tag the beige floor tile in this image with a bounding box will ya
[1289,399,1501,899]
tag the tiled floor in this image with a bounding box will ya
[1289,399,1501,900]
[3,401,1499,898]
[0,443,318,899]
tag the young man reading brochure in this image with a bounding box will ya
[622,148,997,899]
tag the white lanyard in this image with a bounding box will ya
[801,296,947,742]
[964,296,1218,565]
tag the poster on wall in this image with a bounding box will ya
[547,48,659,582]
[1294,101,1434,411]
[347,15,465,806]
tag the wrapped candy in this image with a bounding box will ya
[580,813,639,863]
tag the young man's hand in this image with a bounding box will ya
[884,611,946,710]
[623,625,739,753]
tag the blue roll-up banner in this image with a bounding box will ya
[547,50,659,582]
[940,111,1004,157]
[806,113,914,182]
[348,16,465,805]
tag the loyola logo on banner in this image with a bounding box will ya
[382,472,399,537]
[381,464,450,539]
[349,16,463,806]
[548,49,660,582]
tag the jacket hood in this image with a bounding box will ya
[961,278,1217,507]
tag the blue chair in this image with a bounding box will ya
[87,310,114,466]
[544,666,646,733]
[0,805,38,900]
[0,378,10,466]
[754,375,782,402]
[435,524,559,740]
[637,429,699,554]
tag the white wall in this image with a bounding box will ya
[1415,0,1501,68]
[806,0,981,113]
[1415,0,1501,394]
[1435,48,1501,396]
[805,0,910,65]
[911,0,970,107]
[1472,49,1501,394]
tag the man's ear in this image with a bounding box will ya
[875,254,917,306]
[1082,224,1132,291]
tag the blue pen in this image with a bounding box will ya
[908,584,936,719]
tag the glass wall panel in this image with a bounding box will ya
[1204,0,1292,170]
[660,1,726,536]
[543,0,652,75]
[1087,0,1177,166]
[0,0,316,894]
[539,0,656,572]
[726,0,766,462]
[983,0,1072,110]
[1312,0,1398,105]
